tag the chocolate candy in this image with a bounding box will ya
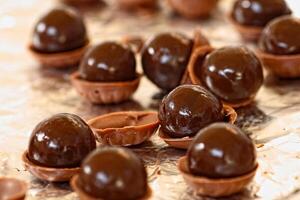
[232,0,291,27]
[259,16,300,55]
[159,85,223,138]
[141,33,193,91]
[199,46,263,104]
[79,147,147,200]
[28,113,96,168]
[187,123,257,178]
[32,7,87,53]
[79,42,136,82]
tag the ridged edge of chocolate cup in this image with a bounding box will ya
[71,72,142,104]
[22,151,80,182]
[178,156,258,197]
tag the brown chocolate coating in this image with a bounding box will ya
[79,42,136,82]
[259,16,300,55]
[232,0,291,27]
[159,85,223,138]
[187,122,257,178]
[32,7,87,53]
[141,33,193,91]
[79,147,148,200]
[28,113,96,168]
[200,46,263,104]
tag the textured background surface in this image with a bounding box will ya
[1,0,300,199]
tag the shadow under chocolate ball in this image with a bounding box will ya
[28,113,96,168]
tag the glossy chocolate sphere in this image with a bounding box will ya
[259,16,300,55]
[28,113,96,168]
[159,85,223,138]
[232,0,291,27]
[32,7,87,53]
[79,42,136,82]
[188,122,257,178]
[79,147,147,200]
[200,46,263,104]
[141,33,193,91]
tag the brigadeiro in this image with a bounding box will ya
[71,41,141,104]
[177,123,258,197]
[230,0,291,41]
[29,7,89,68]
[190,46,263,107]
[71,147,150,200]
[141,33,193,92]
[159,85,224,138]
[258,16,300,78]
[23,113,96,182]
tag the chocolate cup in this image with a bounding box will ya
[0,177,27,200]
[158,105,237,149]
[167,0,218,19]
[71,174,152,200]
[71,72,141,104]
[22,151,80,182]
[88,111,159,146]
[186,46,256,108]
[228,14,263,42]
[178,156,258,197]
[119,0,157,9]
[29,41,89,68]
[257,49,300,78]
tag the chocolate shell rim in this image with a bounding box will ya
[88,111,159,132]
[0,177,28,200]
[70,174,152,200]
[177,156,258,197]
[22,151,80,181]
[256,49,300,60]
[158,104,237,143]
[71,72,142,87]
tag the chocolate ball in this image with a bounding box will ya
[79,147,147,200]
[141,33,193,91]
[32,7,88,53]
[199,46,263,105]
[28,113,96,168]
[232,0,291,27]
[187,123,257,178]
[159,85,223,138]
[259,16,300,55]
[79,42,136,82]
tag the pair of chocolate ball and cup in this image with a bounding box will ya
[22,113,152,200]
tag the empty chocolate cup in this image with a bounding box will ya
[22,151,80,182]
[158,105,237,149]
[0,177,27,200]
[168,0,218,19]
[71,72,141,104]
[257,50,300,78]
[178,156,258,197]
[228,14,262,42]
[28,41,89,68]
[71,174,152,200]
[88,111,159,146]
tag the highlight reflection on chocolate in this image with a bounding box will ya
[28,113,96,168]
[259,16,300,55]
[187,122,257,178]
[32,7,88,53]
[79,42,136,82]
[141,33,193,91]
[231,0,291,27]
